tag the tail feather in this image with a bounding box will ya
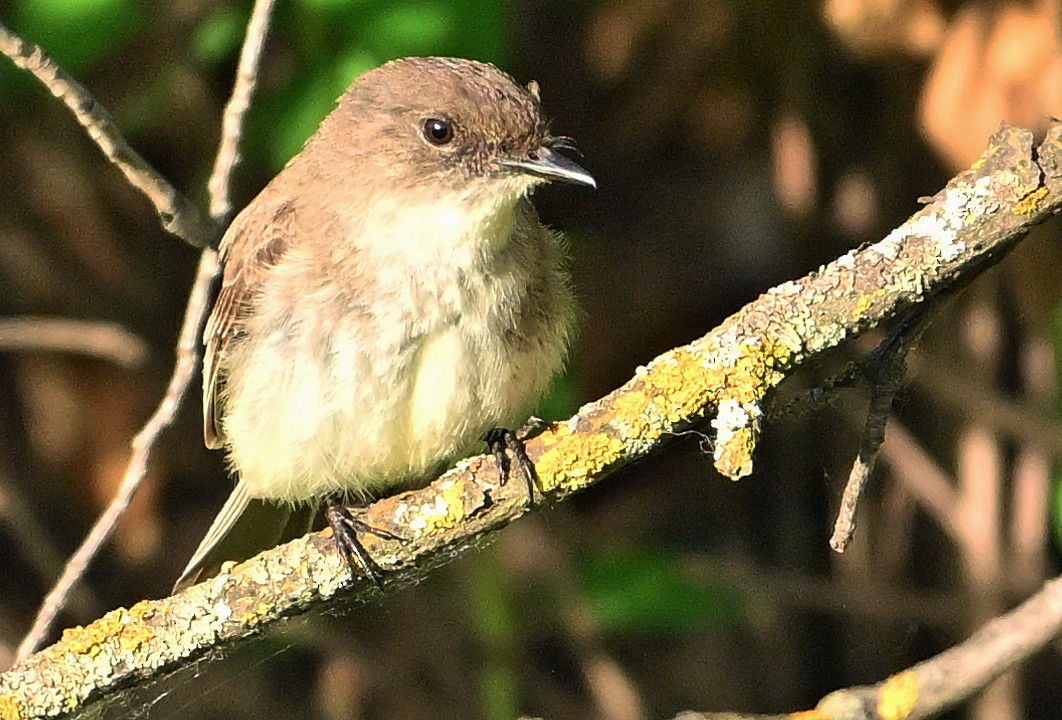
[174,481,317,592]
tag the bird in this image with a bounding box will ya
[174,56,594,592]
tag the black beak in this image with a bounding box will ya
[501,141,596,189]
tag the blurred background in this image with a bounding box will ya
[1,0,1061,718]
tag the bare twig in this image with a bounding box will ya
[831,308,928,551]
[14,250,218,661]
[12,0,279,660]
[0,317,147,368]
[208,0,277,224]
[0,22,217,249]
[766,360,862,421]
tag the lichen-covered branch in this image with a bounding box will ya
[0,124,1059,719]
[676,572,1062,720]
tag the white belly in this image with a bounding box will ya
[218,193,571,504]
[220,275,555,504]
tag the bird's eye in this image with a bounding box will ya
[423,118,454,145]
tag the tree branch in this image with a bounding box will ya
[0,123,1058,718]
[0,22,217,249]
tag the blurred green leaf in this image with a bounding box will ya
[365,3,455,56]
[467,549,520,720]
[192,6,248,65]
[536,371,579,422]
[16,0,142,72]
[579,548,744,633]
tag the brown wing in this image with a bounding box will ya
[203,199,295,448]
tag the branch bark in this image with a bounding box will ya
[0,22,217,249]
[0,123,1058,719]
[678,573,1062,720]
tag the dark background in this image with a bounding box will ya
[1,1,1061,718]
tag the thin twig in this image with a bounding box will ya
[12,0,278,659]
[208,0,277,224]
[0,317,148,368]
[14,250,218,661]
[766,361,862,421]
[0,22,217,249]
[831,308,929,552]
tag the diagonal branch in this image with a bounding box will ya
[0,22,217,249]
[673,574,1062,720]
[830,306,929,552]
[0,123,1058,719]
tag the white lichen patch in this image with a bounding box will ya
[835,250,857,269]
[769,280,804,295]
[878,175,996,263]
[710,399,762,462]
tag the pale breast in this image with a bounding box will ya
[219,191,573,504]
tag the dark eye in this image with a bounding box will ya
[423,118,454,145]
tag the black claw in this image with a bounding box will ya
[484,426,539,508]
[324,499,401,588]
[516,416,555,442]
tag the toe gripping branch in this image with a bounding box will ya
[484,423,544,507]
[324,499,402,588]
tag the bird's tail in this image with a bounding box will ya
[173,481,317,593]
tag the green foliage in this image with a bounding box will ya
[192,5,248,65]
[579,548,744,634]
[466,548,520,720]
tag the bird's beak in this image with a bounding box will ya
[501,141,596,189]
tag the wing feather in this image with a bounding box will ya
[203,199,295,448]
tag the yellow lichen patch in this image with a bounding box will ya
[852,289,891,322]
[1013,186,1048,215]
[610,388,653,433]
[715,338,792,409]
[128,600,155,622]
[713,425,757,479]
[116,616,155,652]
[417,481,470,533]
[0,694,23,720]
[535,432,626,493]
[724,347,770,401]
[877,671,919,720]
[763,338,795,370]
[534,422,572,451]
[790,711,828,720]
[641,346,720,420]
[61,612,126,657]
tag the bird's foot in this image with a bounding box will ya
[324,499,402,588]
[484,425,541,508]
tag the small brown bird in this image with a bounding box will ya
[175,57,594,591]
